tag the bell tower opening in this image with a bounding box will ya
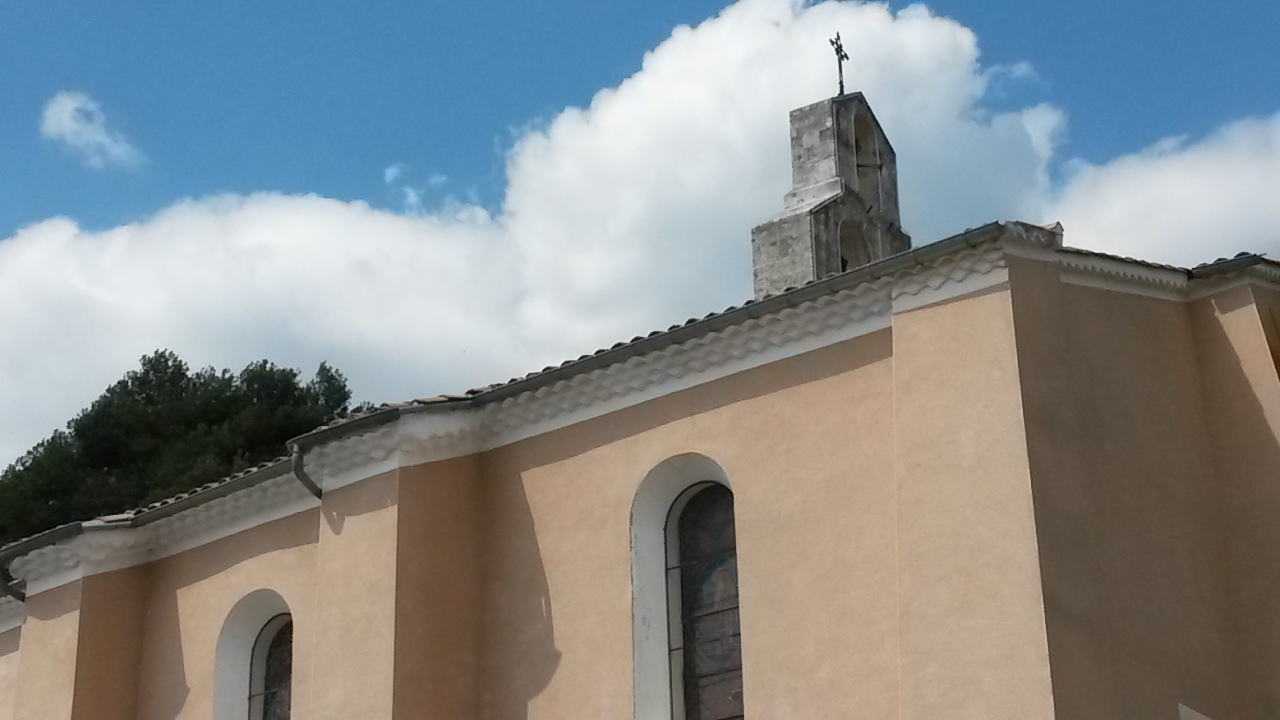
[749,93,910,299]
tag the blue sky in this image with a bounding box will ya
[1,0,1279,464]
[2,1,724,233]
[3,0,1275,236]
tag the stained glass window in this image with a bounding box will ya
[673,484,744,720]
[249,617,292,720]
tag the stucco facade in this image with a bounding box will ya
[1,98,1278,720]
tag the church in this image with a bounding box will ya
[0,90,1278,720]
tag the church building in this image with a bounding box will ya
[0,92,1278,720]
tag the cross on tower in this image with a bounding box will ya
[829,32,849,96]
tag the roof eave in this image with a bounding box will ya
[470,222,1009,406]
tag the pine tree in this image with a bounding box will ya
[0,351,358,545]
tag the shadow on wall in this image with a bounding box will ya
[322,471,398,537]
[1016,275,1280,719]
[480,458,560,720]
[1195,289,1280,717]
[135,512,318,720]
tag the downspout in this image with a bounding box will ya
[290,444,323,499]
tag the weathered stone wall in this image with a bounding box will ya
[751,94,909,299]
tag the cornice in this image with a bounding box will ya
[10,474,318,598]
[1057,253,1188,301]
[307,275,899,490]
[486,274,896,439]
[891,241,1008,313]
[0,225,1023,603]
[1184,265,1280,301]
[307,231,1016,490]
[1003,236,1280,302]
[308,406,486,490]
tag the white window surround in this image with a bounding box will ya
[214,589,291,720]
[631,453,731,720]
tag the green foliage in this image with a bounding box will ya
[0,350,356,545]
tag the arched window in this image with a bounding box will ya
[632,454,742,720]
[214,589,292,720]
[666,483,743,720]
[248,614,292,720]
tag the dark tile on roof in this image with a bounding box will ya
[1196,251,1258,268]
[297,226,1269,451]
[1057,246,1187,274]
[118,456,290,519]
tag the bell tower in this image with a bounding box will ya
[750,93,910,299]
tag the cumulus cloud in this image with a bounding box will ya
[3,0,1278,465]
[1040,114,1280,266]
[40,91,145,170]
[1,195,513,465]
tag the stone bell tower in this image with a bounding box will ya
[750,93,910,299]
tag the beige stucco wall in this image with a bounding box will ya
[1009,257,1252,719]
[71,566,148,720]
[133,508,320,720]
[9,256,1277,720]
[1251,286,1280,375]
[1190,284,1280,715]
[394,456,482,719]
[12,473,404,720]
[460,300,1053,719]
[467,329,900,718]
[13,582,81,720]
[893,283,1056,720]
[0,629,20,720]
[311,471,400,720]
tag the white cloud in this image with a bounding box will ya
[1040,113,1280,266]
[4,0,1278,466]
[983,60,1043,97]
[383,165,449,213]
[402,187,423,214]
[40,91,145,170]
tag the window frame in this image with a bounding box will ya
[631,453,737,720]
[664,482,742,720]
[214,589,292,720]
[248,613,292,720]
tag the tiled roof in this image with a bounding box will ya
[1058,246,1271,277]
[297,233,1274,446]
[2,223,1273,573]
[97,456,292,523]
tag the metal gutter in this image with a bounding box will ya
[1189,253,1267,279]
[121,459,293,526]
[288,406,403,452]
[0,458,296,601]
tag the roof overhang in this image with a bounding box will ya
[5,220,1277,614]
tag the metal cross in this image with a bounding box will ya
[829,32,849,96]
